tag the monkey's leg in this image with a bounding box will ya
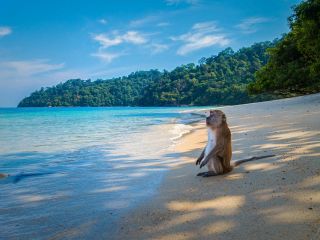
[213,158,224,174]
[202,159,218,177]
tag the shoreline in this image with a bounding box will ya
[0,107,201,239]
[115,93,320,240]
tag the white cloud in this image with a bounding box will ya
[91,51,123,63]
[192,21,219,32]
[177,35,229,55]
[0,59,64,77]
[236,17,270,33]
[93,34,123,48]
[92,31,147,48]
[122,31,147,44]
[91,31,148,63]
[165,0,198,6]
[150,43,169,54]
[172,21,230,55]
[0,26,12,37]
[157,22,170,27]
[98,19,108,25]
[129,15,159,27]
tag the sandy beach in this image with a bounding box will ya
[116,93,320,240]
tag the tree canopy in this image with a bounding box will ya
[248,0,320,94]
[18,41,276,107]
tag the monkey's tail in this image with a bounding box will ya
[233,154,275,167]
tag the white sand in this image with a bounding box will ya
[116,93,320,240]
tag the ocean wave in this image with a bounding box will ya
[169,123,193,142]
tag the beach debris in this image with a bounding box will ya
[1,172,54,183]
[0,173,8,179]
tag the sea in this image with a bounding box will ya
[0,107,207,239]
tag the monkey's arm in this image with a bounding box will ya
[199,149,214,168]
[199,145,223,168]
[195,148,205,165]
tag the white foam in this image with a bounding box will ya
[169,123,193,142]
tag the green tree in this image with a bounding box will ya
[249,0,320,94]
[18,41,276,107]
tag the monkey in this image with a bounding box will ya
[195,110,275,177]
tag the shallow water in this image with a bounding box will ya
[0,107,205,239]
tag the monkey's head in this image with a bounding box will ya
[206,110,227,129]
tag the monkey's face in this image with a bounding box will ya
[206,110,226,128]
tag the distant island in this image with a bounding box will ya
[18,0,319,107]
[18,41,278,107]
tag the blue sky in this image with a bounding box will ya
[0,0,301,106]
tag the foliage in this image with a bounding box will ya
[18,41,276,107]
[248,0,320,94]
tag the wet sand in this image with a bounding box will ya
[116,93,320,240]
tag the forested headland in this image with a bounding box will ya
[18,0,320,107]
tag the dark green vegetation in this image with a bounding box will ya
[18,0,320,107]
[249,0,320,94]
[18,41,277,107]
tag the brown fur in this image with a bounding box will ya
[215,119,233,173]
[196,110,232,174]
[206,110,232,174]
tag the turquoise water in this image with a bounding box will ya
[0,107,205,239]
